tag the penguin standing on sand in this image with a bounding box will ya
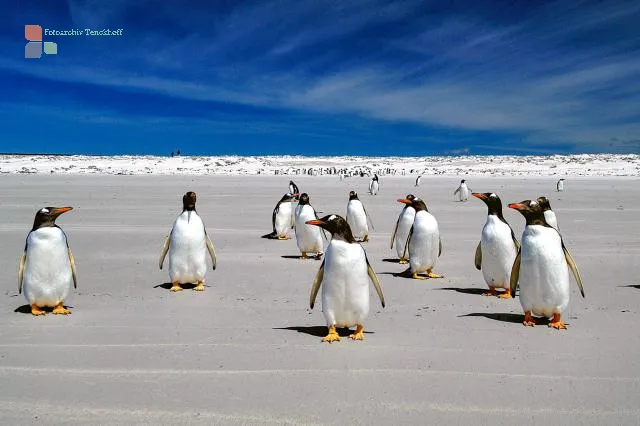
[415,175,422,187]
[509,200,584,329]
[537,196,559,231]
[556,179,565,192]
[400,197,443,279]
[472,193,520,298]
[289,180,299,196]
[346,191,374,242]
[306,215,385,342]
[18,207,78,316]
[159,192,217,292]
[270,193,298,240]
[391,194,416,264]
[294,193,325,259]
[369,174,379,195]
[453,179,471,201]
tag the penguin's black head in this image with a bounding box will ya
[473,192,503,216]
[349,191,359,200]
[306,214,355,243]
[298,193,310,205]
[32,206,73,230]
[281,192,299,203]
[536,196,552,212]
[509,200,546,225]
[399,197,427,212]
[461,179,466,183]
[182,192,197,211]
[397,194,416,206]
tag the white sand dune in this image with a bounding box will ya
[1,153,638,176]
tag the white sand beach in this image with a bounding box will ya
[0,173,639,425]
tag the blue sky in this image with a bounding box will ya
[2,0,639,156]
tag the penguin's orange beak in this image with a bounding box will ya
[472,193,486,200]
[508,203,525,211]
[397,198,411,204]
[52,207,73,216]
[306,219,323,226]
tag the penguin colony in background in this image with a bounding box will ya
[16,177,583,343]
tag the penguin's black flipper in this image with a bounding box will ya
[510,250,521,298]
[309,260,325,309]
[402,226,414,261]
[364,252,385,308]
[562,242,584,298]
[159,236,171,270]
[474,242,482,270]
[68,248,78,288]
[18,250,26,294]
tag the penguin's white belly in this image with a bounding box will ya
[347,201,368,240]
[321,240,370,327]
[518,226,570,318]
[295,205,324,254]
[168,214,207,283]
[409,212,440,273]
[458,184,469,201]
[370,181,379,195]
[480,217,517,289]
[557,181,564,191]
[275,202,294,237]
[23,227,73,307]
[395,207,416,258]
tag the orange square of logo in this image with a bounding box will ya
[25,25,42,41]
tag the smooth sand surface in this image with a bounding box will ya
[0,175,639,425]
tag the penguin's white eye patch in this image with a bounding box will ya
[40,208,49,213]
[329,215,337,221]
[530,201,538,206]
[489,194,497,198]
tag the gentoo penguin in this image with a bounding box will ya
[537,196,559,231]
[346,191,374,242]
[289,180,299,196]
[415,175,422,187]
[400,197,443,279]
[271,193,298,240]
[18,207,77,316]
[453,179,471,201]
[294,193,325,259]
[159,192,217,292]
[306,214,385,342]
[472,193,520,298]
[509,200,584,329]
[557,179,565,192]
[369,174,379,195]
[391,194,416,264]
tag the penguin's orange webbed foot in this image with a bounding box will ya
[482,287,498,297]
[277,235,289,240]
[193,281,205,292]
[315,253,323,260]
[523,311,536,327]
[30,304,46,316]
[412,272,427,280]
[548,313,567,330]
[349,325,364,341]
[52,303,70,315]
[322,326,341,343]
[300,252,309,260]
[170,283,183,292]
[497,289,511,299]
[426,270,443,279]
[399,258,408,264]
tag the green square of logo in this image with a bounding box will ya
[43,42,57,55]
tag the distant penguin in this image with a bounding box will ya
[557,179,565,192]
[453,179,471,201]
[346,191,373,242]
[289,180,299,196]
[369,174,379,195]
[415,175,422,187]
[509,200,584,329]
[271,193,298,240]
[472,193,520,298]
[400,197,443,279]
[159,192,217,292]
[18,207,77,316]
[294,193,325,259]
[306,214,385,342]
[391,194,416,263]
[537,196,559,231]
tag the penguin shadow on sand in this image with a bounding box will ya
[154,282,210,291]
[274,325,374,338]
[280,255,322,261]
[460,312,563,327]
[619,284,640,290]
[382,258,403,264]
[14,304,74,315]
[436,287,487,296]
